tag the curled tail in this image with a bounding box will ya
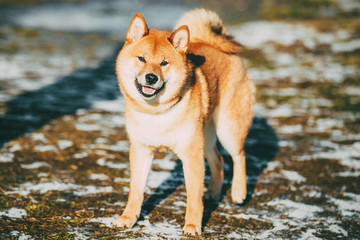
[175,9,242,54]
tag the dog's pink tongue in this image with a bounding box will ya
[143,86,156,95]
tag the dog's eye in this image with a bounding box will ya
[160,60,169,66]
[137,56,146,63]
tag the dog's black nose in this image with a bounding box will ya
[145,73,158,85]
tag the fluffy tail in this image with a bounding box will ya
[175,9,242,54]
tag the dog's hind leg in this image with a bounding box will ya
[215,115,249,204]
[204,121,224,201]
[213,90,253,204]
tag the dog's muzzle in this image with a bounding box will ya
[135,78,165,99]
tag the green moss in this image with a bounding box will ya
[259,0,336,20]
[241,48,274,69]
[339,49,360,67]
[315,81,360,113]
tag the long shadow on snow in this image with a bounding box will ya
[140,117,279,228]
[0,45,123,148]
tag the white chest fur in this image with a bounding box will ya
[125,95,198,150]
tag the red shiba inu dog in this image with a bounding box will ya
[113,9,256,236]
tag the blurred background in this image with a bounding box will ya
[0,0,359,239]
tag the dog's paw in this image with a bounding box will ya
[231,188,247,204]
[183,224,201,236]
[112,215,137,228]
[204,189,220,201]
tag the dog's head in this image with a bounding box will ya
[116,13,191,112]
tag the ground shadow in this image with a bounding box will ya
[0,44,123,148]
[140,117,279,227]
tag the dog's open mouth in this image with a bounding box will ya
[135,79,165,98]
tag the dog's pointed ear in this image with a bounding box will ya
[126,13,149,44]
[169,25,189,54]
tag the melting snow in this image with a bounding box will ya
[0,208,27,218]
[90,214,119,228]
[231,21,349,49]
[329,192,360,216]
[75,123,102,131]
[315,118,344,132]
[278,125,303,134]
[21,162,50,169]
[332,39,360,52]
[152,153,177,170]
[9,181,113,196]
[147,171,172,189]
[299,142,360,169]
[57,140,73,149]
[96,158,127,169]
[281,170,306,183]
[267,199,322,219]
[31,133,48,142]
[335,0,360,11]
[34,145,57,152]
[268,104,293,117]
[137,219,182,239]
[344,86,360,96]
[13,0,193,35]
[89,173,109,181]
[299,229,322,240]
[98,141,130,152]
[0,152,14,163]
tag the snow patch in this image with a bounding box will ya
[282,170,306,183]
[147,171,172,189]
[267,199,322,219]
[278,125,303,134]
[90,214,119,228]
[21,161,50,169]
[57,140,73,149]
[31,133,48,142]
[114,177,130,183]
[231,21,349,49]
[315,118,344,132]
[9,181,113,196]
[344,86,360,96]
[329,224,348,237]
[89,173,109,181]
[75,123,102,131]
[152,153,177,170]
[299,229,322,240]
[138,219,182,239]
[97,141,129,152]
[329,192,360,216]
[96,158,127,169]
[299,142,360,169]
[0,208,27,218]
[34,145,57,152]
[268,104,293,117]
[0,152,14,163]
[335,0,360,11]
[332,39,360,52]
[13,0,192,35]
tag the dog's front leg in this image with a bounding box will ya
[177,138,205,236]
[112,144,153,228]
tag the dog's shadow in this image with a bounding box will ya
[140,117,279,228]
[0,45,122,148]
